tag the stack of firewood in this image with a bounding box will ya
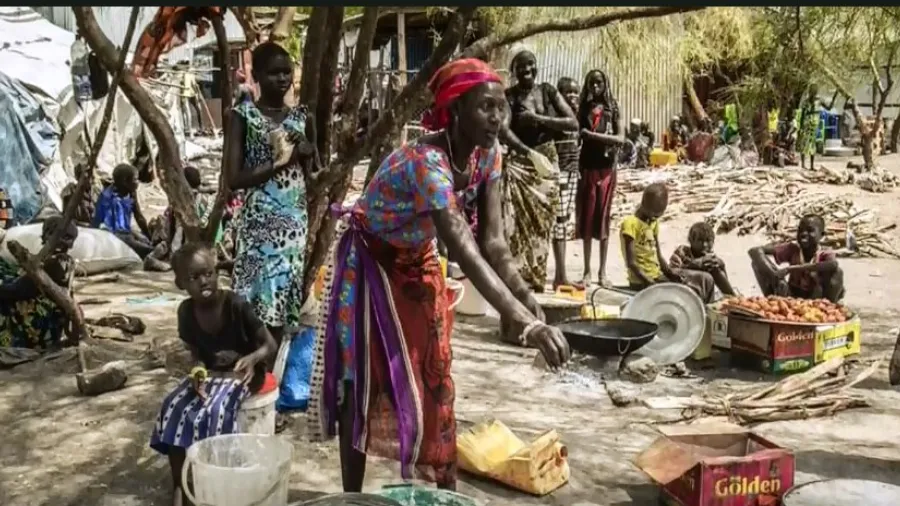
[704,187,900,259]
[680,357,878,424]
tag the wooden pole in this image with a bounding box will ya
[397,12,408,144]
[397,12,407,86]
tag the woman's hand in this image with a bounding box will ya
[233,352,262,384]
[525,323,571,370]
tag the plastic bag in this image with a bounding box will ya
[527,149,558,178]
[276,325,316,413]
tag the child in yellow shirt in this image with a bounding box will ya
[620,183,714,302]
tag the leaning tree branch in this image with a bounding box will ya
[874,44,898,122]
[462,6,706,59]
[74,7,201,241]
[202,10,233,244]
[7,7,141,347]
[40,7,140,260]
[336,7,379,151]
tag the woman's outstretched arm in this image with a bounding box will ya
[433,207,569,367]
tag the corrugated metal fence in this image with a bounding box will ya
[33,7,159,53]
[512,22,684,139]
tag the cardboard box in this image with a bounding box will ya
[814,316,861,362]
[693,306,730,361]
[728,317,816,374]
[636,423,795,506]
[710,308,730,350]
[729,315,862,374]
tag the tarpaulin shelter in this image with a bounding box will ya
[0,7,188,217]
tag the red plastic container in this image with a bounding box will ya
[258,372,277,395]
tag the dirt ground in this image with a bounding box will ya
[2,154,900,506]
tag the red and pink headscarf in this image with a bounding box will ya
[421,58,503,131]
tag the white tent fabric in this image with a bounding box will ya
[0,7,75,104]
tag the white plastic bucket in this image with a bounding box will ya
[238,388,279,436]
[182,434,293,506]
[454,276,489,316]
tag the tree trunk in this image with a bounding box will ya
[861,131,875,168]
[890,112,900,153]
[683,74,708,126]
[853,105,877,169]
[315,7,345,159]
[202,11,234,244]
[269,7,297,45]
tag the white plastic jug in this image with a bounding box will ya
[182,434,293,506]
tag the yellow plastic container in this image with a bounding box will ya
[649,149,678,167]
[580,304,621,320]
[457,420,569,496]
[814,316,861,363]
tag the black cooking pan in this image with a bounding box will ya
[554,318,658,357]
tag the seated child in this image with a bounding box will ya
[749,213,844,303]
[149,242,276,506]
[92,163,154,258]
[60,163,103,226]
[620,183,715,302]
[669,222,736,296]
[0,216,77,349]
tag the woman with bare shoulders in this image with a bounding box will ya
[501,49,579,292]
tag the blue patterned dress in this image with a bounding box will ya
[231,101,308,328]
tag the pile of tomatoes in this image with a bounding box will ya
[722,295,851,324]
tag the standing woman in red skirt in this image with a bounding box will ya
[576,70,625,288]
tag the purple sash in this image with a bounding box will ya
[321,204,421,478]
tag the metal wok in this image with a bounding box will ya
[554,318,658,357]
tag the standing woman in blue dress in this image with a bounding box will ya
[224,42,316,354]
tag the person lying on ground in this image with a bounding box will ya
[149,242,276,506]
[620,183,715,302]
[749,213,844,303]
[91,163,154,258]
[669,221,736,297]
[0,216,77,349]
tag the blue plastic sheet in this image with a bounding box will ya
[276,325,316,413]
[0,71,59,224]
